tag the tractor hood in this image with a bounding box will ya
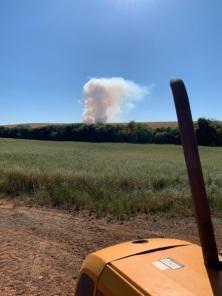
[110,243,222,296]
[81,238,190,279]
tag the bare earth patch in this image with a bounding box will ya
[0,201,221,295]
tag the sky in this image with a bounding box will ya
[0,0,222,124]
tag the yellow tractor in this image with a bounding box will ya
[75,79,222,296]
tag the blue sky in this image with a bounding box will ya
[0,0,222,124]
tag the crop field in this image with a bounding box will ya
[0,138,222,218]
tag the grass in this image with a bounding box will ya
[0,138,221,219]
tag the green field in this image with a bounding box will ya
[0,138,221,218]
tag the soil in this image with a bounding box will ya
[0,200,221,296]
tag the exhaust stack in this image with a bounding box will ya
[170,78,222,270]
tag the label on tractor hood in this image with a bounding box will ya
[152,258,184,271]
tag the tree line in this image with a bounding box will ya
[0,118,221,146]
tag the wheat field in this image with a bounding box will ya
[0,138,221,218]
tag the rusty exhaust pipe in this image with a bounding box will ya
[170,78,222,270]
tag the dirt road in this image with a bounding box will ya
[0,201,221,295]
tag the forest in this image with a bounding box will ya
[0,118,221,146]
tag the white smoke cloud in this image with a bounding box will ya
[82,77,150,124]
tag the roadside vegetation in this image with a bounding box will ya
[0,138,222,219]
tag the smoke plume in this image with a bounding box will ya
[82,77,149,124]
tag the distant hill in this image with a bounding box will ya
[2,122,178,129]
[145,122,178,128]
[2,123,62,128]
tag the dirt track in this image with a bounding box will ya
[0,201,221,296]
